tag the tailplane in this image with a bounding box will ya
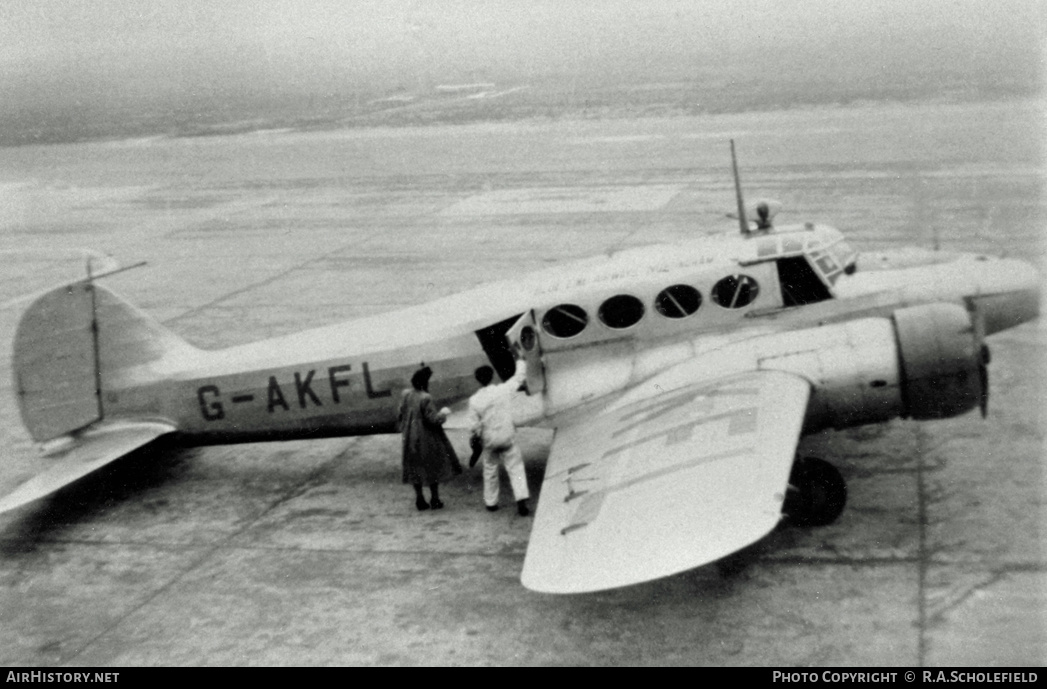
[0,420,176,514]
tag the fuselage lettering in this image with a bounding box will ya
[328,364,352,403]
[197,385,224,421]
[267,376,289,412]
[294,370,322,408]
[363,362,392,399]
[199,362,390,417]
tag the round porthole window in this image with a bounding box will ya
[654,284,702,319]
[711,274,759,308]
[541,304,589,338]
[598,294,645,329]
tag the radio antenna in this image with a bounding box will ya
[730,140,749,236]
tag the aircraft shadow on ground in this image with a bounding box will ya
[0,438,194,549]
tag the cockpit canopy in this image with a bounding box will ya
[744,224,858,285]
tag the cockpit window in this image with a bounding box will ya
[541,304,589,338]
[809,239,857,284]
[828,240,857,270]
[598,294,645,329]
[813,252,839,275]
[711,274,759,309]
[655,284,702,319]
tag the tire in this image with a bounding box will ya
[783,456,847,527]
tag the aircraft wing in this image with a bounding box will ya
[0,420,176,514]
[521,369,810,594]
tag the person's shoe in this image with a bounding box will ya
[517,500,530,517]
[416,497,430,511]
[485,505,499,512]
[431,498,444,510]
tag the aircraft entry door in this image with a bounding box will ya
[505,310,545,395]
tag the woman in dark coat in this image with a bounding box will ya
[398,366,462,511]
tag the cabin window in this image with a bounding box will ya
[654,284,702,319]
[756,237,778,258]
[598,294,645,329]
[711,274,759,309]
[541,304,589,338]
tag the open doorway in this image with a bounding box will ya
[777,256,832,307]
[474,313,523,381]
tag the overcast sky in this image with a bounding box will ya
[0,0,1041,114]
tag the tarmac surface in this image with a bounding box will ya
[0,99,1043,666]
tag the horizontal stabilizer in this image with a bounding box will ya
[0,420,175,514]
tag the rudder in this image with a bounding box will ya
[13,281,195,442]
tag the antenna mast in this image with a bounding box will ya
[730,140,749,235]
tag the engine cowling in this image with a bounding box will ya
[892,303,984,420]
[756,302,985,432]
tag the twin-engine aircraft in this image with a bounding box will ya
[3,143,1039,594]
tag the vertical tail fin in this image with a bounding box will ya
[13,281,196,442]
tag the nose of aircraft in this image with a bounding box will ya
[966,256,1041,336]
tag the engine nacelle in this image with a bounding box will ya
[758,303,983,432]
[892,303,983,420]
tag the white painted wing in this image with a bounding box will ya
[0,420,176,514]
[521,369,810,594]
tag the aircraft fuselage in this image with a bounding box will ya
[84,224,1039,448]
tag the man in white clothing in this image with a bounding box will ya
[466,358,531,516]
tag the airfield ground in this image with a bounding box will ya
[0,99,1042,666]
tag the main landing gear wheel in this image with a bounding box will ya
[783,456,847,527]
[716,548,754,578]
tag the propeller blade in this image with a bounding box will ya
[979,343,988,418]
[979,359,989,418]
[965,297,990,419]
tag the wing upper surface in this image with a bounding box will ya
[0,420,176,514]
[521,369,810,594]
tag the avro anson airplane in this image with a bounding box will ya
[3,143,1039,593]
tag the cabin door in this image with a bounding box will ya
[505,310,545,394]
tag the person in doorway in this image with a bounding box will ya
[398,366,462,511]
[466,356,531,516]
